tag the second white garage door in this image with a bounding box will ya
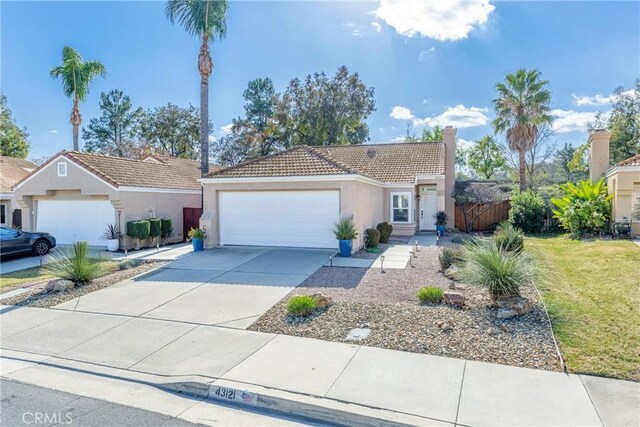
[37,200,115,246]
[219,191,339,248]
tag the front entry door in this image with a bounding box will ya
[419,187,437,231]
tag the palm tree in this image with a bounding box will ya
[166,0,228,177]
[50,46,106,151]
[492,68,553,191]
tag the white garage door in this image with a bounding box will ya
[37,200,115,246]
[220,191,339,248]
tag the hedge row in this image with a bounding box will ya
[126,218,173,243]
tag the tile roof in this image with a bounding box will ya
[207,142,446,183]
[0,156,36,193]
[13,151,213,191]
[616,153,640,167]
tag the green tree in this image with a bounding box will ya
[554,142,586,182]
[82,90,143,157]
[166,0,228,177]
[280,65,375,146]
[0,93,30,158]
[50,46,106,151]
[492,68,553,192]
[139,103,203,159]
[568,143,590,177]
[421,125,443,141]
[467,135,506,179]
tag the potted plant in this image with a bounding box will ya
[433,210,447,236]
[100,224,120,252]
[333,218,358,257]
[187,227,206,252]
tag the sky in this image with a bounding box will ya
[1,0,639,160]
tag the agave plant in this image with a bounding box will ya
[333,218,358,240]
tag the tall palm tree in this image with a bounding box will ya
[166,0,228,177]
[492,68,553,191]
[50,46,106,151]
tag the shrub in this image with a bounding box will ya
[47,242,105,283]
[376,222,393,243]
[509,190,545,234]
[451,234,476,245]
[187,227,206,240]
[161,218,173,240]
[417,286,444,303]
[458,240,535,300]
[438,246,463,270]
[286,295,317,317]
[551,178,613,237]
[333,218,358,240]
[433,210,448,226]
[127,220,150,248]
[149,218,162,239]
[100,224,120,240]
[493,222,524,254]
[118,259,143,270]
[365,228,380,248]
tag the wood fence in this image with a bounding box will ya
[455,200,511,232]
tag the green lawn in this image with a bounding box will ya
[0,261,120,290]
[525,235,640,381]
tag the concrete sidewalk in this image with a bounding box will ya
[1,305,637,426]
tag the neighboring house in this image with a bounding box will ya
[13,151,218,247]
[590,130,640,235]
[0,156,36,228]
[200,126,456,250]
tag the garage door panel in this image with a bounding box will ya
[37,200,115,246]
[220,191,339,248]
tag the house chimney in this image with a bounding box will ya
[442,126,457,225]
[589,130,611,181]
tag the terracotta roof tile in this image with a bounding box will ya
[207,142,446,183]
[0,156,36,192]
[616,153,640,167]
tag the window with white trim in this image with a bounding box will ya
[57,162,67,177]
[391,192,411,223]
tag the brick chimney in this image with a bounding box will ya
[589,130,611,181]
[442,126,457,225]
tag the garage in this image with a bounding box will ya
[219,190,339,248]
[36,200,115,246]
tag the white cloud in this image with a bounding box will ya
[48,130,58,134]
[551,109,600,133]
[414,104,489,129]
[418,47,436,61]
[457,138,475,150]
[220,123,233,135]
[373,0,495,41]
[572,89,634,106]
[371,21,381,33]
[343,22,363,37]
[390,106,414,120]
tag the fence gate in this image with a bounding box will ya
[455,200,511,232]
[183,207,202,241]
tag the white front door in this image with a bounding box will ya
[36,200,115,246]
[219,190,340,248]
[419,187,437,231]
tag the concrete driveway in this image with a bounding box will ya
[54,246,335,328]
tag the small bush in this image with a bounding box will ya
[509,190,545,234]
[187,227,206,240]
[365,228,381,248]
[286,295,317,317]
[149,218,162,239]
[333,218,358,240]
[493,222,524,254]
[118,259,143,270]
[551,178,613,237]
[451,234,476,245]
[161,218,173,240]
[376,222,393,243]
[438,246,463,270]
[433,210,448,226]
[458,240,535,300]
[417,286,444,303]
[127,220,151,242]
[47,242,105,283]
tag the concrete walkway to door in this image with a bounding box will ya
[54,246,336,329]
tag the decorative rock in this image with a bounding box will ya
[448,282,456,290]
[311,292,333,308]
[44,280,56,293]
[496,296,532,317]
[443,265,459,280]
[52,280,75,293]
[346,328,371,341]
[488,327,501,336]
[443,291,466,308]
[440,321,454,333]
[500,324,510,333]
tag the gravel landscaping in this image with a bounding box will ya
[349,238,410,259]
[1,261,166,309]
[249,245,561,371]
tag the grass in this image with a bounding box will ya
[417,286,444,303]
[0,260,119,290]
[286,295,317,317]
[525,235,640,381]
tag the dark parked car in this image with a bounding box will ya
[0,226,56,256]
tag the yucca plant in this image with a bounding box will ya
[46,242,105,284]
[458,240,536,300]
[493,222,524,253]
[333,218,358,240]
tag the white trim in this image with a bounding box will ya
[118,186,201,194]
[605,165,640,178]
[200,174,386,187]
[0,193,15,198]
[57,161,68,177]
[390,191,412,223]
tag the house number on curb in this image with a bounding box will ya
[210,386,258,405]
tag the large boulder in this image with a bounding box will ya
[443,265,459,280]
[51,279,75,293]
[495,296,532,319]
[443,291,466,308]
[311,292,333,308]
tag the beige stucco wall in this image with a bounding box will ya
[200,179,385,251]
[607,168,640,235]
[443,126,457,226]
[14,156,201,248]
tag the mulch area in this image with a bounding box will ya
[249,245,561,371]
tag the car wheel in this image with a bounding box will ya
[33,239,51,256]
